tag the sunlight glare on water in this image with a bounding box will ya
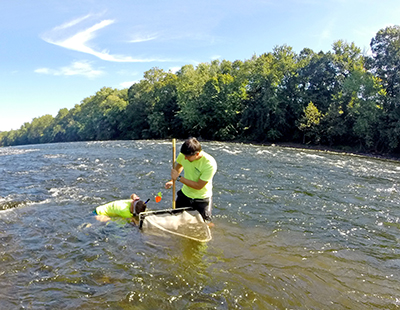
[0,141,400,309]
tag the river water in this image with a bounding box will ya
[0,140,399,309]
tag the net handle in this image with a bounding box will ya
[172,138,176,209]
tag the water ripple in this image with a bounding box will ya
[0,141,399,308]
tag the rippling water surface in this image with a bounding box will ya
[1,141,400,309]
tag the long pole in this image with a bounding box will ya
[172,138,176,209]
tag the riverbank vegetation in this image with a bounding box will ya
[1,26,400,156]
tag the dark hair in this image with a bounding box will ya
[180,137,202,156]
[135,200,147,215]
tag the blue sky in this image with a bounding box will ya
[1,0,399,132]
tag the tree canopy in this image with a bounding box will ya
[2,26,400,155]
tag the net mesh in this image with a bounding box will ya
[139,207,212,242]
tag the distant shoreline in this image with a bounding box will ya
[206,139,400,162]
[262,142,400,162]
[3,138,400,162]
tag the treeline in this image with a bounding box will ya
[1,26,400,154]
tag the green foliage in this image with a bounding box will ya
[147,71,180,139]
[298,102,322,143]
[74,87,128,141]
[299,102,322,128]
[125,68,180,139]
[368,26,400,101]
[184,73,246,140]
[2,26,400,156]
[366,25,400,152]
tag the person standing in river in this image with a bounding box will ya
[165,138,217,222]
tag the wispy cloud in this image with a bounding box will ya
[42,14,166,62]
[129,34,158,43]
[35,60,104,78]
[52,13,93,31]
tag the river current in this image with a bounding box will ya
[0,140,399,309]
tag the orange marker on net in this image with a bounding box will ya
[155,191,162,203]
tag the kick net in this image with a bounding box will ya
[139,207,212,242]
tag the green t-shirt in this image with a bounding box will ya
[96,200,133,218]
[176,151,217,199]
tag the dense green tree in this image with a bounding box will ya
[147,72,181,138]
[241,46,300,142]
[75,87,128,141]
[297,51,338,115]
[271,45,304,141]
[64,104,83,142]
[240,53,277,141]
[50,108,70,142]
[319,41,365,146]
[342,69,385,150]
[332,40,364,79]
[187,73,246,140]
[13,122,31,145]
[97,89,128,140]
[125,68,172,139]
[177,63,216,137]
[25,114,54,144]
[298,101,323,144]
[367,25,400,151]
[368,26,400,102]
[2,25,400,157]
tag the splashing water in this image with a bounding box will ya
[0,141,399,309]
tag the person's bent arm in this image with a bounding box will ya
[165,164,183,189]
[171,163,183,179]
[130,217,139,226]
[95,215,111,222]
[179,177,208,190]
